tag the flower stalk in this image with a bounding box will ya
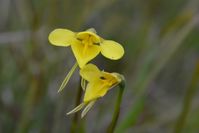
[70,80,83,133]
[107,76,125,133]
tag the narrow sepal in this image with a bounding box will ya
[58,62,78,93]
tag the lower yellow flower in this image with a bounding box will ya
[67,64,123,118]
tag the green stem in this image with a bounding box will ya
[107,81,125,133]
[70,79,83,133]
[174,62,199,133]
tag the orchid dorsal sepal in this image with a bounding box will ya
[86,28,97,34]
[112,73,125,89]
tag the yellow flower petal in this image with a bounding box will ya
[80,64,101,81]
[100,40,124,60]
[48,29,77,46]
[83,81,109,102]
[71,43,101,68]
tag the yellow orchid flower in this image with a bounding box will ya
[48,28,124,68]
[48,28,124,92]
[67,64,123,118]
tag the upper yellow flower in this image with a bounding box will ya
[67,64,123,117]
[48,28,124,68]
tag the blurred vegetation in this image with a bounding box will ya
[0,0,199,133]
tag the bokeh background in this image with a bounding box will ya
[0,0,199,133]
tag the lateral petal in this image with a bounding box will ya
[100,40,124,60]
[48,28,77,46]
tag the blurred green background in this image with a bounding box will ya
[0,0,199,133]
